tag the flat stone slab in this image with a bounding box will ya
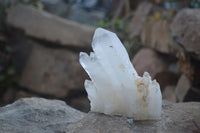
[19,43,87,97]
[0,98,199,133]
[7,4,95,47]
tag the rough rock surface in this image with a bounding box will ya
[132,48,168,78]
[175,74,191,102]
[132,48,180,89]
[19,43,87,97]
[128,2,153,37]
[175,74,200,102]
[171,9,200,59]
[68,101,200,133]
[7,4,95,47]
[0,98,199,133]
[0,98,86,133]
[141,20,178,55]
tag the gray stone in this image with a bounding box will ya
[0,98,200,133]
[175,74,191,102]
[141,20,179,55]
[66,101,200,133]
[132,48,168,78]
[171,9,200,59]
[19,43,88,98]
[132,48,179,89]
[7,4,95,47]
[175,74,200,102]
[0,97,86,133]
[128,2,153,38]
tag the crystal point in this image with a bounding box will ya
[79,28,162,120]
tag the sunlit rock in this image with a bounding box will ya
[79,28,162,120]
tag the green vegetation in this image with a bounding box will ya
[0,1,17,89]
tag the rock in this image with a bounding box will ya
[178,56,200,86]
[66,101,200,133]
[0,98,200,133]
[132,48,168,78]
[141,20,178,55]
[19,43,88,98]
[171,9,200,59]
[0,98,86,133]
[162,86,176,102]
[67,113,133,133]
[175,74,200,102]
[128,2,153,37]
[175,74,191,102]
[7,4,95,47]
[132,48,179,89]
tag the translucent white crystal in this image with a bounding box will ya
[79,28,162,120]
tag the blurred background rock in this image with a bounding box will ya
[0,0,200,112]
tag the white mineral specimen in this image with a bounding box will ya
[79,28,162,120]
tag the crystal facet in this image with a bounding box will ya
[79,28,162,120]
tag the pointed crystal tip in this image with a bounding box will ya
[94,28,115,39]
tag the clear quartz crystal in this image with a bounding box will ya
[79,28,162,120]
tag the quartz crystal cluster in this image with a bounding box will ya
[79,28,162,120]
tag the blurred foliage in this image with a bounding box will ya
[21,0,44,10]
[164,0,183,1]
[0,32,17,89]
[0,0,47,90]
[190,0,200,8]
[0,44,17,89]
[149,12,162,22]
[0,0,44,11]
[124,36,141,58]
[148,10,176,22]
[96,17,126,33]
[155,0,200,9]
[96,12,134,32]
[0,1,17,89]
